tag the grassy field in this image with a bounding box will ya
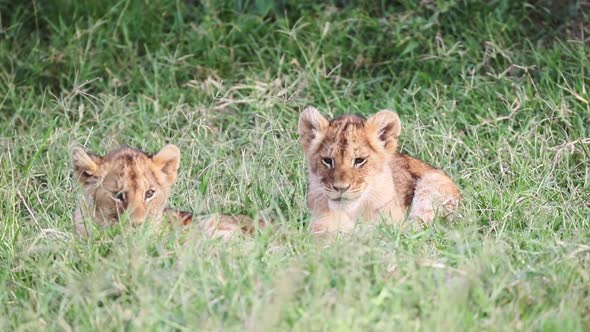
[1,0,589,330]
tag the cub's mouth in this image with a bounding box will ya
[327,193,360,202]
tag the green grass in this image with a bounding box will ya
[1,0,589,330]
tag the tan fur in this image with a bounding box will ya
[72,144,188,235]
[200,213,270,241]
[298,107,461,236]
[71,144,266,239]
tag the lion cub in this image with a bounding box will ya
[72,144,191,235]
[298,107,461,235]
[71,144,261,239]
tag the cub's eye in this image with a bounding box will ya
[145,189,155,200]
[321,157,334,168]
[114,191,125,201]
[354,157,367,167]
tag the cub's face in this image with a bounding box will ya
[298,107,401,203]
[72,145,181,226]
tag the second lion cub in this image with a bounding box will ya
[71,144,263,239]
[298,107,460,235]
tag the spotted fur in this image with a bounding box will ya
[298,107,461,235]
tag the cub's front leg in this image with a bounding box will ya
[309,210,356,236]
[360,198,405,226]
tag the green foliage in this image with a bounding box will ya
[0,0,589,330]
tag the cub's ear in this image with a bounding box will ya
[366,110,402,153]
[298,107,329,152]
[152,144,181,184]
[71,146,103,185]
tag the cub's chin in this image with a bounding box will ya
[327,195,359,203]
[326,193,362,208]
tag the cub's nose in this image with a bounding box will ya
[332,183,351,193]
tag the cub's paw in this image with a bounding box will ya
[408,208,435,224]
[309,212,355,238]
[408,198,461,224]
[201,214,243,241]
[201,214,269,241]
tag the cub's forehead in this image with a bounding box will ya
[101,148,160,188]
[325,115,366,140]
[318,114,372,154]
[329,114,366,124]
[103,147,151,161]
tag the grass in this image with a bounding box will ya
[1,0,589,330]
